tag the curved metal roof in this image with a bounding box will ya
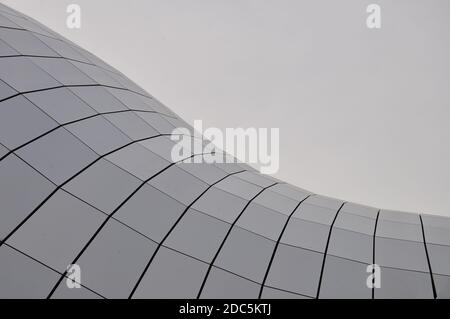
[0,3,448,299]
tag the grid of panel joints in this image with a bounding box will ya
[0,5,258,185]
[0,8,174,115]
[318,203,379,299]
[1,131,284,244]
[135,181,284,299]
[0,142,217,298]
[0,122,284,232]
[0,27,180,159]
[0,98,298,300]
[0,98,440,300]
[257,196,343,298]
[0,5,141,88]
[373,210,436,298]
[0,11,178,117]
[0,125,308,300]
[1,132,225,272]
[0,3,446,300]
[0,13,266,298]
[44,161,250,298]
[0,141,302,300]
[1,65,440,300]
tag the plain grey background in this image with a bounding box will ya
[2,0,450,217]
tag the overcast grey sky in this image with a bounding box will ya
[3,0,450,217]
